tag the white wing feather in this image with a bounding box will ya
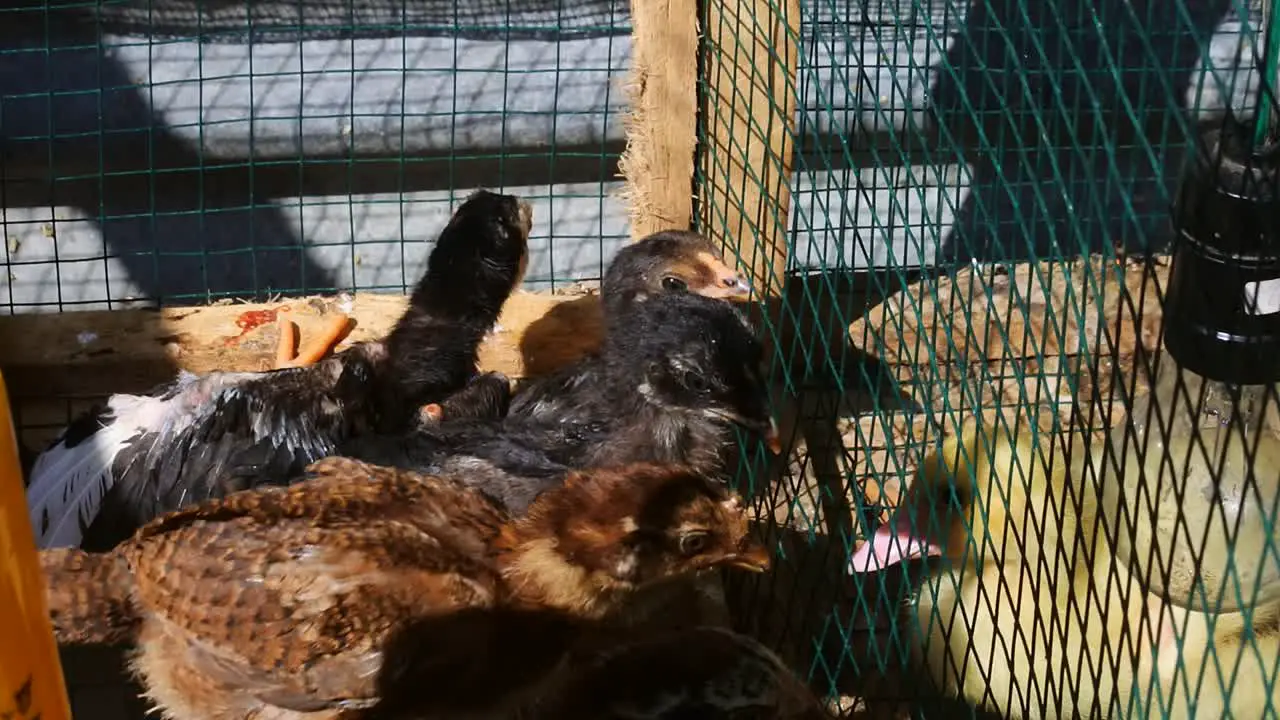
[24,369,294,549]
[26,391,178,549]
[26,420,136,548]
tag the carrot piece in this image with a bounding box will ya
[274,313,299,369]
[281,313,351,368]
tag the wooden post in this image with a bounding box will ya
[696,0,800,297]
[0,371,72,720]
[692,0,815,667]
[619,0,701,240]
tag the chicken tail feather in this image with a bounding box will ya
[40,548,138,645]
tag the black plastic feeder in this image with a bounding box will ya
[1164,118,1280,386]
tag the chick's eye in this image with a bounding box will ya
[662,276,688,292]
[678,532,709,556]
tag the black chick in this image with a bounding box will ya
[509,229,751,425]
[532,626,836,720]
[360,616,833,720]
[598,229,751,313]
[26,191,530,552]
[343,290,778,515]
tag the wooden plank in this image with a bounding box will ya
[0,289,606,400]
[618,0,700,239]
[697,0,801,297]
[849,255,1172,437]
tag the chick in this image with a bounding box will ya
[26,190,530,552]
[601,229,752,312]
[509,229,752,426]
[344,290,779,515]
[39,458,769,720]
[848,422,1135,719]
[529,625,836,720]
[848,421,1280,719]
[1156,599,1280,719]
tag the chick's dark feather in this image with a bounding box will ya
[419,371,513,425]
[509,229,749,426]
[532,626,836,720]
[371,194,529,429]
[343,291,773,515]
[581,289,772,468]
[348,419,597,513]
[76,348,383,552]
[27,191,529,553]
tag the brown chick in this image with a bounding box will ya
[609,229,752,304]
[39,458,770,720]
[848,420,1280,719]
[528,625,836,720]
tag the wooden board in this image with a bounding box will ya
[808,254,1171,529]
[697,0,800,297]
[618,0,699,239]
[758,255,1171,544]
[0,288,608,401]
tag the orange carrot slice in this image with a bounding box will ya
[274,313,299,369]
[281,313,351,368]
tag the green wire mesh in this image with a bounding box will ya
[693,0,1280,716]
[1,2,633,715]
[0,0,631,311]
[3,0,1280,718]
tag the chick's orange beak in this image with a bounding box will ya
[764,417,783,455]
[695,251,752,299]
[728,541,772,573]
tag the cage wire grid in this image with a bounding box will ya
[1,3,634,713]
[692,0,1280,716]
[4,0,1280,717]
[0,0,633,313]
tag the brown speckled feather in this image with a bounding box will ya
[131,456,505,545]
[123,457,507,713]
[41,547,136,644]
[41,457,511,720]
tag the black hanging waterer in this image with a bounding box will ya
[1163,115,1280,383]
